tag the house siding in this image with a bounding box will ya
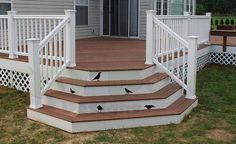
[139,0,154,40]
[76,0,100,39]
[12,0,99,39]
[11,0,154,39]
[12,0,74,15]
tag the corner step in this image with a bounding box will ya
[56,73,168,87]
[43,84,182,113]
[45,84,181,104]
[27,97,198,133]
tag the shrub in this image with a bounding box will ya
[215,19,219,26]
[225,19,230,25]
[231,19,235,25]
[211,18,213,25]
[220,19,224,25]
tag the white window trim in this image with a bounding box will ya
[154,0,168,15]
[74,0,89,26]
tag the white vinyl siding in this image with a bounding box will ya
[76,0,99,39]
[139,0,154,39]
[12,0,74,15]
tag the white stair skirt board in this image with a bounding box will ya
[50,77,170,96]
[61,66,160,81]
[42,89,183,114]
[27,100,198,133]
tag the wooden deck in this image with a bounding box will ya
[0,37,222,72]
[0,37,150,71]
[75,37,150,71]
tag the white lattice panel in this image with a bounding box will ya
[210,52,236,66]
[0,68,30,92]
[197,53,210,71]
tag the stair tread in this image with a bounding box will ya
[56,73,168,87]
[29,96,197,123]
[45,84,182,103]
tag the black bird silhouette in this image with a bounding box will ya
[125,88,133,94]
[145,105,155,110]
[97,105,103,112]
[70,88,76,94]
[93,72,101,81]
[43,80,47,85]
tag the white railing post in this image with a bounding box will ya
[7,11,18,59]
[184,12,191,38]
[145,10,156,65]
[206,12,212,42]
[28,38,42,109]
[65,10,76,67]
[186,36,198,100]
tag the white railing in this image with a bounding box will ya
[14,15,65,56]
[146,10,206,100]
[27,10,76,109]
[156,12,211,44]
[0,11,66,58]
[0,16,8,54]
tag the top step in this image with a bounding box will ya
[56,73,169,87]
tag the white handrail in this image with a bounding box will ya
[39,16,69,49]
[156,13,211,44]
[146,10,199,100]
[0,16,7,18]
[14,15,65,19]
[27,10,76,109]
[153,17,189,47]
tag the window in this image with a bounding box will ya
[75,0,88,25]
[0,0,11,15]
[155,0,168,15]
[170,0,184,15]
[186,0,193,14]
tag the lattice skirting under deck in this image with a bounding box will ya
[197,53,211,71]
[210,52,236,66]
[0,68,30,92]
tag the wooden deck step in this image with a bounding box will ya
[30,96,197,123]
[45,84,181,104]
[56,73,168,87]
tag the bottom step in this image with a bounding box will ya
[27,97,198,133]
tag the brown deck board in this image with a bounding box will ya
[30,97,197,123]
[74,37,151,71]
[0,53,28,62]
[45,84,181,103]
[56,73,168,87]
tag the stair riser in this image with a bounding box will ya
[27,100,198,133]
[62,66,160,81]
[51,77,170,96]
[43,90,182,114]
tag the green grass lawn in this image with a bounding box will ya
[0,64,236,144]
